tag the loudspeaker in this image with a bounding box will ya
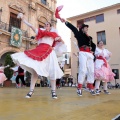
[112,69,119,79]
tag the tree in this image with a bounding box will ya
[4,54,15,80]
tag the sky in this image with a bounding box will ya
[56,0,120,52]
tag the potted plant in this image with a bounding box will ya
[4,54,15,87]
[25,71,31,87]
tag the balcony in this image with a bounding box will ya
[0,21,28,37]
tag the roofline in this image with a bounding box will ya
[67,3,120,20]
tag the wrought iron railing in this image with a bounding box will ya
[0,21,28,37]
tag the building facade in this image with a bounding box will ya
[68,3,120,84]
[0,0,57,63]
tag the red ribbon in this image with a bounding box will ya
[55,5,63,20]
[96,56,108,67]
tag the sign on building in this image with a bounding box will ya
[10,27,22,47]
[63,53,70,64]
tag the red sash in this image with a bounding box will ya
[35,29,60,47]
[96,56,108,67]
[24,43,52,61]
[36,29,59,41]
[79,46,91,53]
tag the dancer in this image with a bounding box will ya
[94,41,115,95]
[60,18,96,96]
[14,66,26,88]
[11,13,66,99]
[0,64,9,87]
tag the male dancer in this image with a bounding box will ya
[60,19,96,96]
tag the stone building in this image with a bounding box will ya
[0,0,57,63]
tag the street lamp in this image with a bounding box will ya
[0,7,2,22]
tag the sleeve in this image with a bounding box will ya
[105,49,111,61]
[54,42,67,56]
[65,21,79,40]
[106,49,111,55]
[95,47,100,57]
[91,42,96,53]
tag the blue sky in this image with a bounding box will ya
[56,0,120,51]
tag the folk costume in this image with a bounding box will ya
[0,66,7,86]
[0,65,9,87]
[15,66,26,88]
[65,22,96,96]
[94,47,115,95]
[11,13,66,98]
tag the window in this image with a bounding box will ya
[96,14,104,23]
[84,16,95,22]
[41,0,46,5]
[97,31,106,44]
[84,18,90,22]
[9,13,21,31]
[89,16,95,21]
[117,9,120,14]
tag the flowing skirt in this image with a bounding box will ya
[0,73,7,83]
[11,50,64,80]
[94,64,115,82]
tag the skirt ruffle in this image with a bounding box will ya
[24,43,52,61]
[94,64,115,82]
[11,50,64,80]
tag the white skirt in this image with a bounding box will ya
[11,50,64,80]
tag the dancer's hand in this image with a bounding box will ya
[109,53,112,57]
[60,18,66,23]
[17,13,24,20]
[6,65,10,67]
[59,38,65,44]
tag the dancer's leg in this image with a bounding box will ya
[26,71,38,98]
[103,82,111,94]
[50,80,57,99]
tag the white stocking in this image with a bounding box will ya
[50,80,56,91]
[103,82,107,90]
[30,71,38,91]
[95,80,100,89]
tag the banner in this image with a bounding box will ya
[10,27,22,47]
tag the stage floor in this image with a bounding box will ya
[0,87,120,120]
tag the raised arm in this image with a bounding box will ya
[22,18,36,33]
[60,18,79,39]
[17,13,36,33]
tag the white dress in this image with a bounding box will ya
[94,47,115,82]
[11,28,66,80]
[0,67,7,83]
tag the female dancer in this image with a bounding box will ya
[94,41,115,95]
[11,13,66,99]
[0,64,9,87]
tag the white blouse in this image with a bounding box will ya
[95,47,111,69]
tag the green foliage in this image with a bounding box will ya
[4,54,15,80]
[25,71,31,83]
